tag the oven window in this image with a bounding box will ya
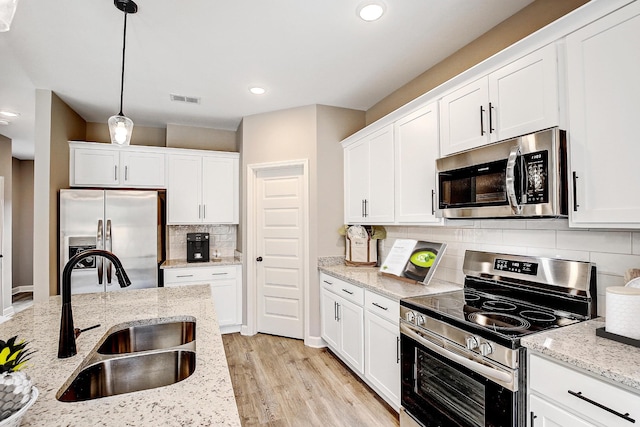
[417,348,485,427]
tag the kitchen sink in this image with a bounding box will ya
[97,321,196,354]
[57,349,196,402]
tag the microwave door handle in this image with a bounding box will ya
[506,145,522,215]
[96,220,103,285]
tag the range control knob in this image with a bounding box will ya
[405,311,416,323]
[479,342,494,357]
[416,315,426,326]
[465,336,479,350]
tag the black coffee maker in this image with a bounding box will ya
[187,233,209,262]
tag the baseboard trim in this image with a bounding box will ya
[220,324,242,335]
[12,285,34,295]
[304,335,326,348]
[240,325,255,336]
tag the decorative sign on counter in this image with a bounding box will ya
[379,239,446,285]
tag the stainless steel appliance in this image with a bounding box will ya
[186,232,209,262]
[436,127,568,219]
[59,189,160,294]
[400,250,596,427]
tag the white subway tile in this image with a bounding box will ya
[502,229,556,248]
[470,228,504,245]
[633,232,640,255]
[596,273,624,295]
[477,243,527,255]
[525,218,570,230]
[590,252,640,276]
[385,226,408,239]
[557,230,631,254]
[525,247,590,262]
[479,219,526,229]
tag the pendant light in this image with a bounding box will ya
[108,0,137,146]
[0,0,19,32]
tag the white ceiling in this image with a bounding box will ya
[0,0,534,160]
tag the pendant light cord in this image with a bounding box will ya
[118,11,128,116]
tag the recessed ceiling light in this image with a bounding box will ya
[0,120,9,126]
[249,87,266,95]
[357,2,385,22]
[0,110,19,118]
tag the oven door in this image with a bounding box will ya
[401,322,519,427]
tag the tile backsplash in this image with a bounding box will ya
[167,224,237,261]
[381,219,640,317]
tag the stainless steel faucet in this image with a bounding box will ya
[58,249,131,358]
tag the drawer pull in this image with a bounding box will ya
[176,274,194,278]
[372,302,388,311]
[323,280,333,285]
[211,273,228,276]
[341,288,354,295]
[568,390,636,423]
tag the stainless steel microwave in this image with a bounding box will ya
[436,127,568,219]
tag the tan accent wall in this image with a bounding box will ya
[12,158,34,290]
[85,122,166,147]
[166,124,237,152]
[366,0,589,125]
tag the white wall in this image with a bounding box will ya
[382,220,640,317]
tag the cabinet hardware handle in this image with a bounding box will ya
[431,189,436,215]
[198,205,201,219]
[125,165,128,181]
[203,205,206,219]
[341,288,354,295]
[364,199,368,218]
[372,302,388,311]
[114,165,118,181]
[489,102,495,133]
[396,336,400,363]
[337,303,341,321]
[334,301,337,321]
[480,105,486,136]
[568,390,635,423]
[530,412,537,426]
[323,280,333,285]
[362,199,365,217]
[176,274,194,278]
[211,273,227,276]
[572,171,579,211]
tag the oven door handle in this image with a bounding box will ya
[506,145,522,215]
[401,323,515,388]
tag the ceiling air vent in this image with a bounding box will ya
[170,94,201,104]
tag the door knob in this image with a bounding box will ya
[256,256,263,262]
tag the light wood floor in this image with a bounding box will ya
[222,333,400,427]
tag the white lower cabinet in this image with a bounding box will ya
[320,272,400,411]
[529,353,640,427]
[163,265,242,334]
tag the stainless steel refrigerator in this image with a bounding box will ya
[59,189,159,294]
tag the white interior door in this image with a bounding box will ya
[256,165,305,339]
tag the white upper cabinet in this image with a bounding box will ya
[344,125,395,224]
[394,103,440,224]
[440,43,559,156]
[167,152,239,225]
[70,142,166,188]
[566,1,640,228]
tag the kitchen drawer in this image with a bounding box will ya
[319,273,364,306]
[164,265,237,284]
[530,354,640,426]
[365,290,399,325]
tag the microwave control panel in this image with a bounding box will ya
[522,150,548,204]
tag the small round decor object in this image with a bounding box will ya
[0,387,38,427]
[626,277,640,288]
[409,250,436,268]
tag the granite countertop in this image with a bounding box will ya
[161,256,242,269]
[522,318,640,393]
[318,263,462,301]
[0,286,241,426]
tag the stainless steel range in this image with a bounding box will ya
[399,250,597,427]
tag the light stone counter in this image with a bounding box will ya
[318,263,462,301]
[522,318,640,392]
[0,285,241,426]
[161,256,242,269]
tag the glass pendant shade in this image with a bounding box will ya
[0,0,19,32]
[108,114,134,146]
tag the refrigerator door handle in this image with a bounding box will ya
[106,219,112,285]
[97,220,104,285]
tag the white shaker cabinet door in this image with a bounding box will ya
[529,395,596,427]
[167,154,202,224]
[120,150,166,188]
[366,126,395,224]
[566,1,640,227]
[320,289,341,350]
[364,311,400,409]
[439,77,489,156]
[202,156,239,224]
[344,138,371,223]
[394,103,440,224]
[338,297,364,375]
[72,147,120,187]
